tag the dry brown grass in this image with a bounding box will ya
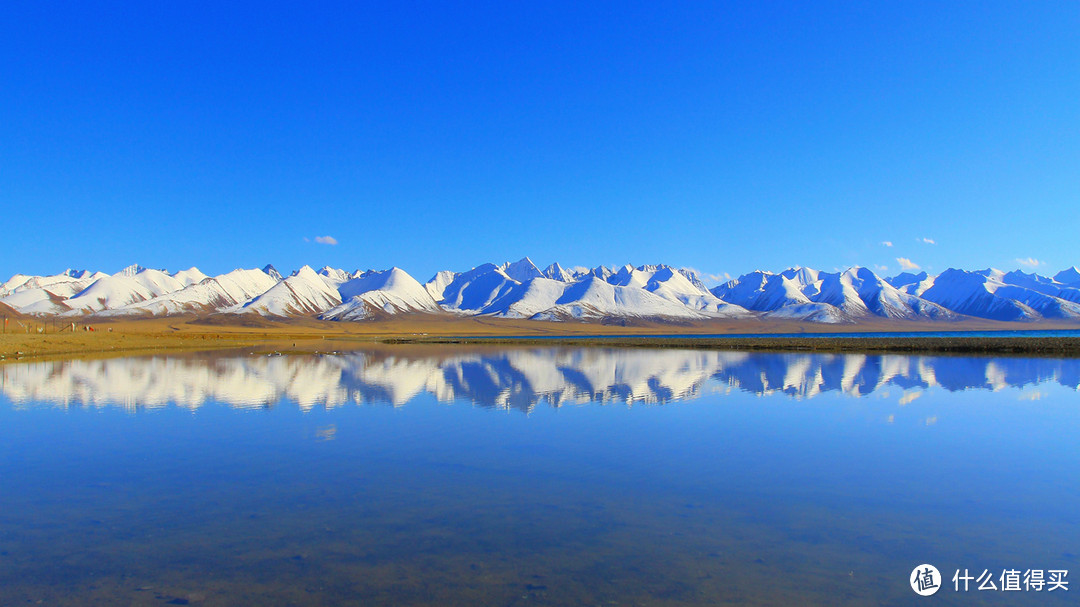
[1,313,1077,362]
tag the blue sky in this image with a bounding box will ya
[2,1,1077,284]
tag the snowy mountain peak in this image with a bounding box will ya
[843,266,872,280]
[317,266,351,282]
[678,268,710,292]
[976,268,1007,281]
[543,262,573,282]
[291,265,319,278]
[323,267,440,321]
[1002,270,1056,289]
[711,266,960,323]
[913,267,1080,321]
[262,264,283,281]
[780,266,819,285]
[887,271,928,289]
[241,266,341,317]
[118,264,146,277]
[589,265,615,280]
[1054,267,1080,287]
[501,257,544,283]
[171,267,209,286]
[424,270,458,302]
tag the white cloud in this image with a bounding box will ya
[684,267,732,286]
[874,264,889,272]
[920,237,936,245]
[897,257,920,271]
[314,236,338,245]
[1016,257,1043,268]
[881,241,893,247]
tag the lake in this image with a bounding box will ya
[1,346,1077,605]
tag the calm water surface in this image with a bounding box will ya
[1,347,1077,606]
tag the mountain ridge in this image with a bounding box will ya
[4,261,1080,325]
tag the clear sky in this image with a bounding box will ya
[2,1,1077,284]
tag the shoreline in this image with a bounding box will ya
[1,316,1078,361]
[380,335,1080,356]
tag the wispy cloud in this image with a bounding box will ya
[881,241,893,247]
[711,272,733,283]
[874,264,889,272]
[1016,257,1043,269]
[684,267,732,286]
[314,236,338,246]
[897,257,920,271]
[920,237,936,245]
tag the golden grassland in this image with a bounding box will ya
[1,313,1078,362]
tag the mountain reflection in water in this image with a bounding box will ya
[2,347,1077,412]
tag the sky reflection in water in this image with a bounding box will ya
[0,347,1077,606]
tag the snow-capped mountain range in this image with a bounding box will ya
[3,259,1080,324]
